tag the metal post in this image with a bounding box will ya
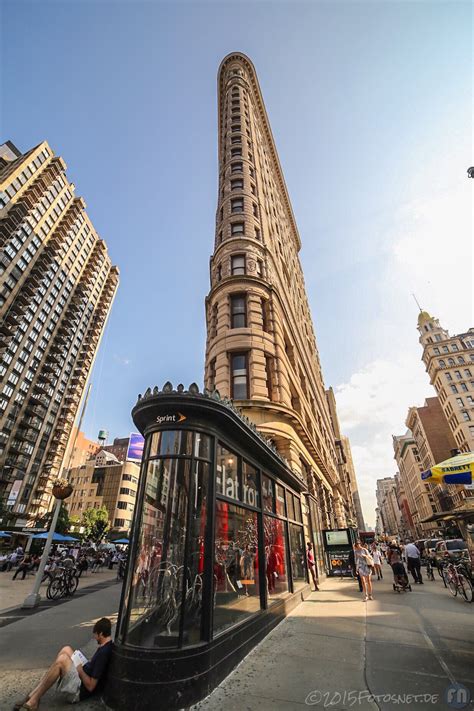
[22,498,61,608]
[22,382,92,608]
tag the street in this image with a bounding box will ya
[0,561,473,710]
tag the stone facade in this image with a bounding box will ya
[204,53,359,534]
[66,450,139,534]
[392,433,437,536]
[418,311,474,453]
[406,397,462,512]
[375,476,403,538]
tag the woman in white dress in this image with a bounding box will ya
[354,540,374,601]
[371,546,383,580]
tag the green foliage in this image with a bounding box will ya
[80,506,110,543]
[55,502,71,535]
[34,502,70,534]
[0,503,15,526]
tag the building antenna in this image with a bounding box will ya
[411,293,423,312]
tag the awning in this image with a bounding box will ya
[421,451,474,485]
[420,503,474,524]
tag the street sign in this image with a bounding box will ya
[21,527,47,533]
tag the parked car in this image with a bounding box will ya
[434,539,468,569]
[416,538,441,560]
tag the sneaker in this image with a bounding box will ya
[368,595,373,600]
[363,595,368,601]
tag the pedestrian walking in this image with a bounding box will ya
[354,540,374,601]
[371,547,383,580]
[12,554,32,580]
[306,542,319,591]
[404,540,423,584]
[348,547,363,591]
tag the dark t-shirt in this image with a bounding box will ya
[79,640,112,700]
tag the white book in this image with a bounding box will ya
[71,649,88,668]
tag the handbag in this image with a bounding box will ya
[363,553,374,567]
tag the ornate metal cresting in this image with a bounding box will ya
[136,380,302,479]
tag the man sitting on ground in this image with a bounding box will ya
[14,617,113,710]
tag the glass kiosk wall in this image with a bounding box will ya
[105,388,311,711]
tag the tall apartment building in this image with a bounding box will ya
[66,449,139,534]
[0,141,119,524]
[393,432,437,536]
[406,397,461,511]
[418,311,474,452]
[204,52,353,532]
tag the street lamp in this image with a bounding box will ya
[22,481,73,608]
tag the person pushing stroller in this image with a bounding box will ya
[387,541,411,592]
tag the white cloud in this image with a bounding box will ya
[335,356,434,527]
[387,184,473,332]
[113,354,131,366]
[333,155,472,528]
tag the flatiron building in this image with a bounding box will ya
[0,140,119,523]
[204,53,359,532]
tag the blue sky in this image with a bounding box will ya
[2,0,472,525]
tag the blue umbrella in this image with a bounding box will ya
[61,535,79,541]
[32,532,65,541]
[112,538,130,544]
[0,531,12,538]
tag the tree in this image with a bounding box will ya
[80,506,110,544]
[35,502,70,534]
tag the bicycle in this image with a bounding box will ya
[46,566,79,600]
[442,561,473,602]
[423,557,435,581]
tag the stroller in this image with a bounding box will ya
[388,544,412,593]
[391,561,412,592]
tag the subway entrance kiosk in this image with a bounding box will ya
[105,384,311,710]
[323,528,356,577]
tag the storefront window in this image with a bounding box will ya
[262,475,274,512]
[288,523,306,591]
[182,461,209,645]
[214,502,260,634]
[275,484,286,517]
[125,458,191,648]
[242,460,259,509]
[293,496,302,523]
[149,430,193,458]
[286,490,295,521]
[309,498,325,574]
[216,443,239,499]
[263,516,289,600]
[193,432,212,460]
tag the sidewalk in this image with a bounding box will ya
[192,569,474,711]
[1,567,472,711]
[192,575,378,711]
[0,567,118,614]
